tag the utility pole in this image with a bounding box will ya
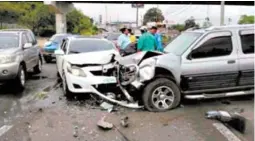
[136,7,139,27]
[105,5,108,25]
[220,1,225,26]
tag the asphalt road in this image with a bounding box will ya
[0,63,253,141]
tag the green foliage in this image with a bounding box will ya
[171,24,185,32]
[143,8,164,25]
[238,15,254,24]
[0,2,97,36]
[66,9,97,35]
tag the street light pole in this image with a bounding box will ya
[220,1,225,26]
[136,7,139,27]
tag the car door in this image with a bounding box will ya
[237,29,254,87]
[26,32,38,67]
[22,33,33,69]
[181,31,239,92]
[56,39,68,77]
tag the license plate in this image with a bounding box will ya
[103,78,116,83]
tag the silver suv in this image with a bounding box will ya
[0,29,42,91]
[140,24,254,111]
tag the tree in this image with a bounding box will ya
[143,8,164,25]
[0,2,25,28]
[66,9,96,35]
[18,2,55,35]
[171,24,185,32]
[238,15,254,24]
[184,16,196,29]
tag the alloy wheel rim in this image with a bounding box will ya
[151,86,174,110]
[20,69,25,86]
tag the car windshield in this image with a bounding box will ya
[50,34,68,43]
[0,33,19,49]
[106,33,121,40]
[164,32,202,55]
[68,39,114,54]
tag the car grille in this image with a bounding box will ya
[90,68,115,76]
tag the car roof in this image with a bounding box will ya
[1,29,32,32]
[0,30,22,34]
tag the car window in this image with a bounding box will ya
[22,33,28,46]
[26,32,33,44]
[240,34,254,54]
[68,39,114,54]
[50,34,68,43]
[106,33,121,40]
[62,40,68,53]
[191,36,232,59]
[0,33,20,49]
[164,32,202,55]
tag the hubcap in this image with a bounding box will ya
[151,86,174,110]
[20,69,25,86]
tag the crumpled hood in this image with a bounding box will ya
[0,48,20,55]
[65,50,118,65]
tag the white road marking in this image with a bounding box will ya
[0,125,13,137]
[213,123,241,141]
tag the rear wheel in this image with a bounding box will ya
[142,78,181,112]
[44,56,52,63]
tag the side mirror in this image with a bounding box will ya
[23,43,32,49]
[54,49,64,55]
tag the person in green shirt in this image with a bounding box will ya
[137,26,157,52]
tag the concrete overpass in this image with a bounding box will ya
[44,1,254,33]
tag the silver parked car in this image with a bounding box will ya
[0,29,42,91]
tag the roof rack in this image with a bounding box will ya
[206,24,254,31]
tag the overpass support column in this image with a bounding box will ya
[56,13,67,33]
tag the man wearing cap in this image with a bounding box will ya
[150,26,163,52]
[137,26,157,52]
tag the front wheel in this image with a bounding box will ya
[13,65,26,92]
[33,58,42,74]
[142,78,181,112]
[62,72,74,98]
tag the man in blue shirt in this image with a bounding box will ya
[150,26,163,52]
[117,27,131,50]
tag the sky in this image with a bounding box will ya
[73,3,255,26]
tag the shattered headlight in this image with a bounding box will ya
[139,58,157,81]
[0,54,20,64]
[67,63,86,77]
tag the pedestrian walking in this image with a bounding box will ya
[150,26,163,52]
[137,26,157,52]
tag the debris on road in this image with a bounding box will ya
[35,91,48,100]
[100,102,114,112]
[38,108,43,112]
[73,125,79,138]
[205,110,246,133]
[97,116,113,130]
[120,116,129,128]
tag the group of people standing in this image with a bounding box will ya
[117,26,163,55]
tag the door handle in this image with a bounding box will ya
[227,60,236,64]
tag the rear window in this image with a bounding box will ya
[240,34,254,54]
[0,33,19,49]
[68,39,114,54]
